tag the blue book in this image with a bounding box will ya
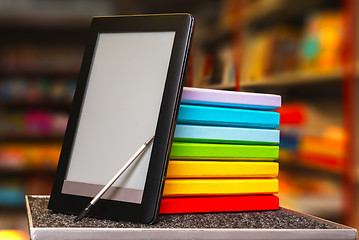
[177,104,280,129]
[0,188,25,206]
[174,124,280,144]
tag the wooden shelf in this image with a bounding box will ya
[0,168,56,177]
[243,0,340,29]
[202,82,236,90]
[199,71,344,92]
[0,136,64,143]
[0,101,72,111]
[195,68,353,92]
[279,161,342,180]
[240,70,342,89]
[0,69,80,78]
[0,14,90,29]
[243,0,285,25]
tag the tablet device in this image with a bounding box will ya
[48,14,194,224]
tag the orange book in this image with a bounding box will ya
[163,178,278,197]
[166,161,279,178]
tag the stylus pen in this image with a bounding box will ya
[76,135,155,221]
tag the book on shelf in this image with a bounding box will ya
[240,10,342,84]
[299,11,342,74]
[277,103,307,125]
[0,144,61,170]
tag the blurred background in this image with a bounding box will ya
[0,0,358,239]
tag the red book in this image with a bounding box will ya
[159,195,279,214]
[277,103,306,125]
[300,152,343,173]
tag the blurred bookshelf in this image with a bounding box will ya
[1,0,358,238]
[188,0,358,228]
[240,70,342,88]
[0,1,119,238]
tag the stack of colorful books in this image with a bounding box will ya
[160,87,281,214]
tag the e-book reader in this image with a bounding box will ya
[48,14,194,224]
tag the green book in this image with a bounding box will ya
[170,142,279,160]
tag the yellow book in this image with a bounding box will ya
[166,161,279,178]
[163,178,278,197]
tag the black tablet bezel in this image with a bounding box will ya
[48,14,193,224]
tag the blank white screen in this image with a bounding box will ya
[62,32,175,203]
